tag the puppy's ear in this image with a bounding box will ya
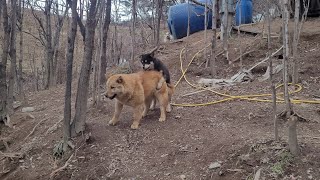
[116,76,123,84]
[150,51,155,58]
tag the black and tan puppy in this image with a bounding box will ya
[140,51,174,112]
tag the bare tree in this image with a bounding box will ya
[222,0,229,63]
[71,0,98,136]
[210,0,217,77]
[100,0,112,85]
[155,0,164,45]
[0,0,10,123]
[17,0,25,100]
[8,0,18,114]
[63,0,78,149]
[267,0,278,141]
[131,0,137,68]
[26,0,69,89]
[282,0,293,118]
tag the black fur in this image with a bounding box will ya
[140,53,171,84]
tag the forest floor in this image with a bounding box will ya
[1,18,320,180]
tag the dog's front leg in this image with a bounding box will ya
[131,105,144,129]
[109,100,123,126]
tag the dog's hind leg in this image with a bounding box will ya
[131,105,144,129]
[109,101,123,126]
[143,98,152,117]
[155,93,169,122]
[150,98,157,110]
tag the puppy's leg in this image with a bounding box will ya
[131,105,144,129]
[109,100,123,126]
[155,92,169,122]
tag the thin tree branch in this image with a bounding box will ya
[22,30,45,46]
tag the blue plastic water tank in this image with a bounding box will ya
[167,0,213,39]
[235,0,253,26]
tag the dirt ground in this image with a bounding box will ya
[1,18,320,180]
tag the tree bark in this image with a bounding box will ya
[210,0,217,77]
[155,0,163,45]
[71,0,98,136]
[222,0,229,63]
[44,0,55,89]
[267,0,278,141]
[64,0,78,149]
[283,0,293,118]
[292,0,300,85]
[288,115,299,156]
[8,0,18,114]
[0,0,10,122]
[53,5,70,85]
[131,0,137,68]
[100,0,112,85]
[17,0,25,100]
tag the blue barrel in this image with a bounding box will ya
[235,0,253,26]
[167,0,212,39]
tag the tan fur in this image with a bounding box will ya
[150,83,175,112]
[105,70,173,129]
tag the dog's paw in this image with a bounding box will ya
[158,117,166,122]
[130,123,139,129]
[109,119,118,126]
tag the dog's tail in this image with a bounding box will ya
[166,83,175,96]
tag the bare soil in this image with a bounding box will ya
[1,18,320,180]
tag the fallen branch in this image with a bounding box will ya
[24,118,47,140]
[50,154,74,178]
[46,118,63,135]
[232,50,256,63]
[248,46,283,71]
[300,136,320,139]
[0,151,24,160]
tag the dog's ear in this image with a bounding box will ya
[105,73,111,80]
[149,51,155,58]
[116,76,123,84]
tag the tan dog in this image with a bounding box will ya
[105,70,173,129]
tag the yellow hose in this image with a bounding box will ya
[172,42,320,107]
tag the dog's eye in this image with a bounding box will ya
[111,86,115,89]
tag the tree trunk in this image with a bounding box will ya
[17,0,25,100]
[131,0,137,68]
[267,0,278,141]
[44,0,54,89]
[222,0,229,63]
[0,0,10,122]
[283,0,293,118]
[71,0,97,136]
[53,5,69,85]
[8,0,18,114]
[64,0,78,149]
[292,0,300,85]
[288,115,299,156]
[100,0,112,85]
[210,0,217,77]
[155,0,163,45]
[204,0,208,67]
